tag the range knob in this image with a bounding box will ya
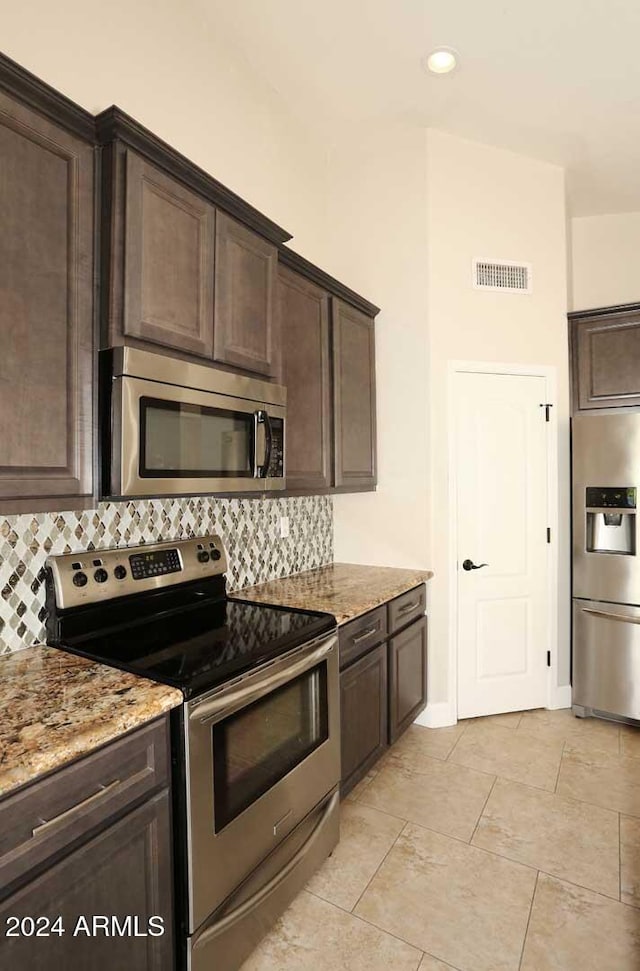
[197,550,210,564]
[114,565,127,580]
[94,568,109,584]
[72,571,88,588]
[211,549,221,561]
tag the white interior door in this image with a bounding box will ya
[455,370,550,719]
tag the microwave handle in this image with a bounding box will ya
[255,410,273,478]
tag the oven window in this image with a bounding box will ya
[212,664,328,831]
[140,397,254,477]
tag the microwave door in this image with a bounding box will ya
[112,375,266,497]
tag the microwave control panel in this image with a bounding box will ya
[267,418,285,478]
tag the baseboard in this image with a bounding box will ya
[414,701,457,729]
[548,684,572,710]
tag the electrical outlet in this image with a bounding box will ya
[279,516,289,538]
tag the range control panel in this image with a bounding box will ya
[47,535,228,610]
[586,487,637,509]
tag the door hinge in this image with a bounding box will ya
[546,527,551,543]
[539,403,553,422]
[546,650,551,667]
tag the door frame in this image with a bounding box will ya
[447,360,561,722]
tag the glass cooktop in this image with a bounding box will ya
[58,597,336,699]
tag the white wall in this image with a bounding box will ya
[329,128,570,716]
[571,212,640,311]
[326,125,431,571]
[2,0,328,264]
[426,130,570,710]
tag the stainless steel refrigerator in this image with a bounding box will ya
[573,413,640,721]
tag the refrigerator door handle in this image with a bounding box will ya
[580,606,640,625]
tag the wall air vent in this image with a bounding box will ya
[473,259,532,293]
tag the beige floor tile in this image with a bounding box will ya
[359,756,494,841]
[520,873,640,971]
[306,802,404,911]
[355,823,536,971]
[463,711,523,729]
[621,814,640,907]
[557,749,640,816]
[346,767,380,803]
[387,722,467,764]
[517,707,620,756]
[620,725,640,758]
[448,721,564,791]
[472,777,619,897]
[418,954,461,970]
[241,890,422,971]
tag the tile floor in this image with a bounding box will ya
[242,708,640,971]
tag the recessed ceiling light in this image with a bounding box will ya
[425,48,458,75]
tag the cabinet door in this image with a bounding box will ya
[388,616,428,744]
[332,299,377,489]
[340,644,387,797]
[571,310,640,412]
[0,791,174,971]
[214,212,277,376]
[124,151,215,357]
[277,267,331,489]
[0,92,94,511]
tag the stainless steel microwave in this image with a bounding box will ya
[102,347,286,498]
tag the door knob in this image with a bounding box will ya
[462,559,488,571]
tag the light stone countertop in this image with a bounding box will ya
[236,562,434,625]
[0,562,432,797]
[0,646,183,797]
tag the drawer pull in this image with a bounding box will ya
[352,625,379,645]
[31,779,122,838]
[398,599,420,615]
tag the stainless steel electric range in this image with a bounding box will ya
[45,535,340,971]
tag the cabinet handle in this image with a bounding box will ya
[31,779,122,838]
[398,599,420,615]
[352,625,379,645]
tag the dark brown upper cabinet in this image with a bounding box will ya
[569,305,640,414]
[214,212,278,376]
[97,107,290,378]
[277,266,332,490]
[123,152,215,357]
[332,298,377,490]
[0,76,95,514]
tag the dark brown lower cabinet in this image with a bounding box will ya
[0,791,173,970]
[388,616,428,744]
[339,586,428,796]
[0,716,174,970]
[340,644,388,797]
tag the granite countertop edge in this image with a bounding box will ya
[0,647,183,799]
[236,561,434,626]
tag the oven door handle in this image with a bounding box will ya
[191,788,339,952]
[189,635,337,724]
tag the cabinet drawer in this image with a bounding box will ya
[388,584,426,635]
[0,716,169,900]
[339,606,387,670]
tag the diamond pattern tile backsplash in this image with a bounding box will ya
[0,495,333,654]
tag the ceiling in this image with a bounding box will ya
[199,0,640,217]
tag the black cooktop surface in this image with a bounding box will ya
[54,593,335,699]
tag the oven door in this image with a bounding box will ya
[110,374,285,497]
[184,632,340,933]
